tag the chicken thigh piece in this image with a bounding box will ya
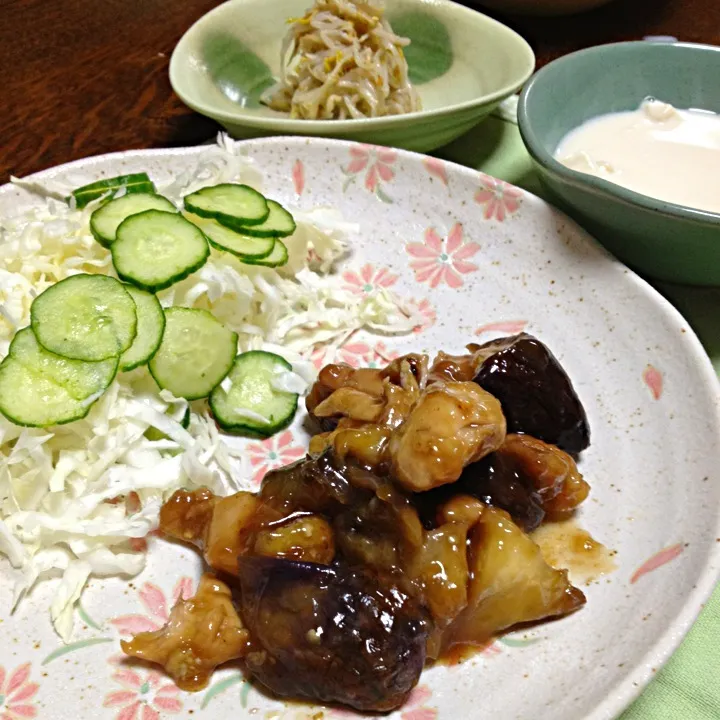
[121,574,251,690]
[389,381,506,492]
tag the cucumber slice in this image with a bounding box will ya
[209,350,298,436]
[149,307,238,400]
[119,286,166,371]
[31,274,137,361]
[9,327,117,401]
[184,184,269,227]
[240,239,289,268]
[185,213,275,259]
[112,210,210,293]
[69,173,155,209]
[222,200,296,239]
[90,192,177,247]
[0,356,103,427]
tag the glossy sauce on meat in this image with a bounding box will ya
[123,337,598,712]
[421,434,591,533]
[140,450,588,704]
[306,355,426,432]
[389,381,506,492]
[498,434,590,519]
[429,334,591,454]
[236,556,431,712]
[121,574,251,690]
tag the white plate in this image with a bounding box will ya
[1,138,719,720]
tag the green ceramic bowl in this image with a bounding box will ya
[169,0,534,153]
[518,41,720,286]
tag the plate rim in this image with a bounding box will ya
[4,135,720,720]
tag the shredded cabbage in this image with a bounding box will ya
[0,133,419,641]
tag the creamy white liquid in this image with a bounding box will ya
[555,99,720,213]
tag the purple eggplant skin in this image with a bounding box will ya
[455,452,545,532]
[473,334,590,454]
[259,450,365,515]
[413,451,545,533]
[235,556,431,713]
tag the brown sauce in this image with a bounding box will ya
[532,519,616,585]
[436,639,495,666]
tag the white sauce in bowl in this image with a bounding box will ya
[555,99,720,213]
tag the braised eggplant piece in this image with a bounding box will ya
[122,334,598,711]
[440,506,586,653]
[262,450,424,571]
[121,574,250,690]
[260,451,425,575]
[333,481,424,573]
[455,452,546,533]
[413,452,544,534]
[418,433,589,532]
[471,334,590,453]
[235,556,431,712]
[498,434,590,519]
[259,450,374,515]
[408,521,470,626]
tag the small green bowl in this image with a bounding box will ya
[518,41,720,286]
[169,0,534,153]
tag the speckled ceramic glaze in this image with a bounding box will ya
[169,0,534,152]
[1,137,719,720]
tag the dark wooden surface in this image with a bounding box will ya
[2,0,719,181]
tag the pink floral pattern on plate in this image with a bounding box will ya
[309,340,400,370]
[400,685,438,720]
[422,157,449,188]
[337,341,399,368]
[476,320,528,336]
[342,145,397,203]
[474,175,522,221]
[310,345,332,370]
[405,297,437,334]
[643,364,663,400]
[110,578,195,636]
[482,641,503,656]
[0,663,39,720]
[342,264,398,295]
[104,667,182,720]
[247,430,306,486]
[292,159,305,196]
[406,223,481,289]
[630,543,684,584]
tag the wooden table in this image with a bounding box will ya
[2,0,719,181]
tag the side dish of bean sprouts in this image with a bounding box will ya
[261,0,422,120]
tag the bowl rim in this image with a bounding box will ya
[169,0,536,131]
[517,40,720,224]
